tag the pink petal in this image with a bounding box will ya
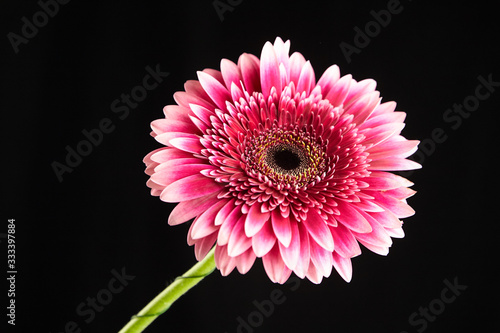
[302,209,334,251]
[215,199,237,226]
[168,193,221,226]
[217,205,241,246]
[278,221,301,270]
[193,232,217,261]
[352,211,392,247]
[262,245,292,284]
[296,61,315,94]
[293,222,311,279]
[245,204,270,237]
[272,37,290,75]
[332,252,353,282]
[309,239,333,278]
[252,221,276,257]
[316,65,340,97]
[288,52,307,88]
[325,74,352,107]
[228,215,252,257]
[149,148,192,164]
[361,123,405,147]
[272,209,292,247]
[369,158,422,171]
[168,136,204,154]
[190,200,226,239]
[369,210,402,229]
[151,164,212,186]
[220,58,241,90]
[214,245,236,276]
[369,191,416,218]
[370,100,397,117]
[329,223,362,258]
[160,174,222,203]
[162,105,192,123]
[335,201,372,233]
[368,139,420,160]
[344,79,377,106]
[197,71,231,111]
[364,171,413,190]
[359,241,389,256]
[260,42,282,98]
[235,249,257,274]
[189,103,215,127]
[238,53,261,93]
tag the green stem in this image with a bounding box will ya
[118,247,216,333]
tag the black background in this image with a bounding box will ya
[2,1,499,332]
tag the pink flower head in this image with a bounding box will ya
[144,37,420,284]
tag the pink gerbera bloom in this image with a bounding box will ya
[144,37,420,284]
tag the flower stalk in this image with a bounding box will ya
[118,247,216,333]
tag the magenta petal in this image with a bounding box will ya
[293,222,311,279]
[151,164,212,187]
[235,249,257,274]
[362,123,405,147]
[296,61,315,94]
[190,200,226,239]
[160,174,222,203]
[369,210,402,229]
[228,215,252,257]
[369,158,422,171]
[215,199,237,226]
[169,136,204,154]
[278,221,300,270]
[309,239,333,278]
[168,193,220,226]
[197,71,231,111]
[329,223,362,258]
[214,245,236,276]
[238,53,261,93]
[245,204,270,237]
[271,209,292,247]
[260,42,282,98]
[369,192,416,218]
[193,232,217,261]
[352,211,392,248]
[325,74,352,107]
[262,245,292,284]
[335,201,373,233]
[288,52,307,87]
[220,59,242,90]
[252,221,276,257]
[217,205,241,246]
[332,252,353,282]
[316,64,340,97]
[302,209,334,251]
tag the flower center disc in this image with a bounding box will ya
[245,127,327,188]
[266,144,306,173]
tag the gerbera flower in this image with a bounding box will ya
[144,37,420,284]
